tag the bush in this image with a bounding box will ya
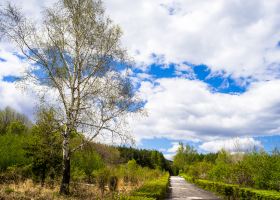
[94,168,110,197]
[0,134,30,171]
[181,174,280,200]
[130,173,169,200]
[72,149,104,183]
[109,175,118,192]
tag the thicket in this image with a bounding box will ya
[174,143,280,193]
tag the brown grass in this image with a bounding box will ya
[0,179,139,200]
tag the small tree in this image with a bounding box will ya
[72,144,104,183]
[0,0,142,194]
[24,108,62,186]
[95,168,110,198]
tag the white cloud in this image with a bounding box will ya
[162,142,180,160]
[2,0,280,146]
[163,153,175,160]
[0,43,30,79]
[199,137,263,153]
[103,0,280,80]
[4,0,280,80]
[167,142,180,153]
[130,78,280,141]
[0,80,36,119]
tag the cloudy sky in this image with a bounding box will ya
[1,0,280,159]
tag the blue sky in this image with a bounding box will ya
[1,0,280,159]
[131,62,280,158]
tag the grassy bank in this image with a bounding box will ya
[181,174,280,200]
[122,173,170,200]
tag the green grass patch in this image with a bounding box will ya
[124,172,170,200]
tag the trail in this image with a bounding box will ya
[166,176,221,200]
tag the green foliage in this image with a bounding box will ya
[208,161,233,183]
[24,108,62,186]
[117,159,164,186]
[174,144,280,192]
[130,173,170,200]
[118,146,171,171]
[72,144,104,183]
[173,143,202,171]
[188,161,213,179]
[6,121,28,135]
[0,133,30,171]
[0,108,31,171]
[182,174,280,200]
[0,106,30,134]
[94,167,110,197]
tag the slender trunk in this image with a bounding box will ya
[60,136,71,195]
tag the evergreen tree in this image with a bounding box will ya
[24,108,62,186]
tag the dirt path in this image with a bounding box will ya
[166,176,221,200]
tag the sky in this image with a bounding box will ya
[1,0,280,160]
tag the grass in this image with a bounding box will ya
[124,172,170,200]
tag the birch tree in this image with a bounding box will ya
[0,0,142,194]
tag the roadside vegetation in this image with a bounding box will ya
[173,143,280,199]
[0,107,170,199]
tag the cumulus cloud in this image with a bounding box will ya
[0,80,36,119]
[104,0,280,79]
[162,142,180,160]
[5,0,280,79]
[130,78,280,141]
[167,142,180,153]
[163,153,175,160]
[0,44,30,79]
[2,0,280,146]
[199,137,263,153]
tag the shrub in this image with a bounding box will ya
[0,134,30,171]
[94,168,110,198]
[109,175,118,199]
[109,175,118,192]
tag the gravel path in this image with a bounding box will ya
[165,176,221,200]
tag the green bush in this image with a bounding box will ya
[94,167,110,197]
[181,174,280,200]
[0,133,31,171]
[130,173,169,200]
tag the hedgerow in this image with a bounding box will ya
[181,174,280,200]
[123,172,170,200]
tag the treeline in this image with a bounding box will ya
[0,107,31,135]
[118,147,172,171]
[173,143,280,191]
